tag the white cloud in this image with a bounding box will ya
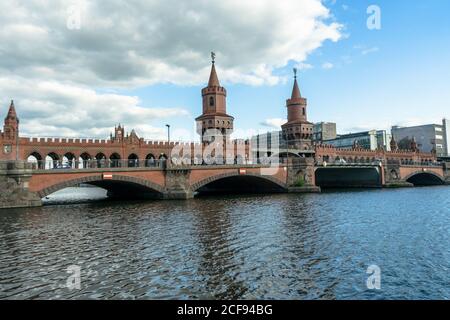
[322,62,334,69]
[0,77,189,139]
[296,62,314,70]
[0,0,342,87]
[260,118,286,129]
[354,45,380,56]
[0,0,343,138]
[362,47,379,55]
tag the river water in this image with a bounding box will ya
[0,186,449,300]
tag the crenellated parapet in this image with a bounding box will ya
[315,144,436,163]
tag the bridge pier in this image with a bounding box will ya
[444,162,450,185]
[383,163,414,188]
[0,161,42,209]
[163,168,194,199]
[287,158,321,193]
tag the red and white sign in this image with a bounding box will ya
[239,169,247,175]
[103,173,113,180]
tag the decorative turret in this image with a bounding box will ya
[410,136,418,152]
[3,100,19,141]
[281,69,314,152]
[390,136,398,151]
[113,124,125,142]
[196,52,234,144]
[286,69,307,123]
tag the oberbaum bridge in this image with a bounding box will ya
[1,56,449,208]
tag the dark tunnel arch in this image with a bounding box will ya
[315,167,382,188]
[405,172,445,186]
[38,175,165,199]
[192,173,287,196]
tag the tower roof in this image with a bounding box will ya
[291,69,301,99]
[208,63,220,87]
[6,100,17,119]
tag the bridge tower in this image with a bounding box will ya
[281,69,314,153]
[1,100,19,160]
[390,136,398,151]
[196,53,234,145]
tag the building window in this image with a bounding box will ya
[436,135,443,140]
[302,108,305,116]
[209,97,214,107]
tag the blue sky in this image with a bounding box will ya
[0,0,449,141]
[118,0,450,140]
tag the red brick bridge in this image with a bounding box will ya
[28,163,289,200]
[1,58,448,209]
[1,152,448,208]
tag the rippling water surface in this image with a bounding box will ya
[0,186,449,300]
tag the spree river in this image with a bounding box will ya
[0,186,449,300]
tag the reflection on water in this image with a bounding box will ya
[42,187,108,205]
[0,186,449,300]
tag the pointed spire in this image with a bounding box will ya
[291,68,301,99]
[208,52,220,87]
[390,135,398,151]
[7,100,17,118]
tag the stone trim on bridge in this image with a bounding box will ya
[37,174,165,198]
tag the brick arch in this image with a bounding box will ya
[37,174,165,198]
[403,170,445,183]
[79,152,93,159]
[27,150,44,161]
[191,171,287,192]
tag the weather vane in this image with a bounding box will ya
[211,51,216,64]
[293,68,298,79]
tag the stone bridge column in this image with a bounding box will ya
[0,161,42,209]
[383,162,413,188]
[287,158,320,193]
[164,168,194,199]
[444,162,450,185]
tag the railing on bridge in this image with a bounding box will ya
[4,157,444,172]
[24,157,278,171]
[315,159,443,168]
[27,159,167,170]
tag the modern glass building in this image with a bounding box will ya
[322,130,392,151]
[391,119,449,156]
[313,122,337,143]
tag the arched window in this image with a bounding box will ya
[46,153,60,169]
[128,154,139,168]
[63,153,76,168]
[95,153,107,168]
[110,153,121,168]
[28,152,43,169]
[145,154,156,167]
[79,153,92,169]
[209,97,215,107]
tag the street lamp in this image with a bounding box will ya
[166,124,171,143]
